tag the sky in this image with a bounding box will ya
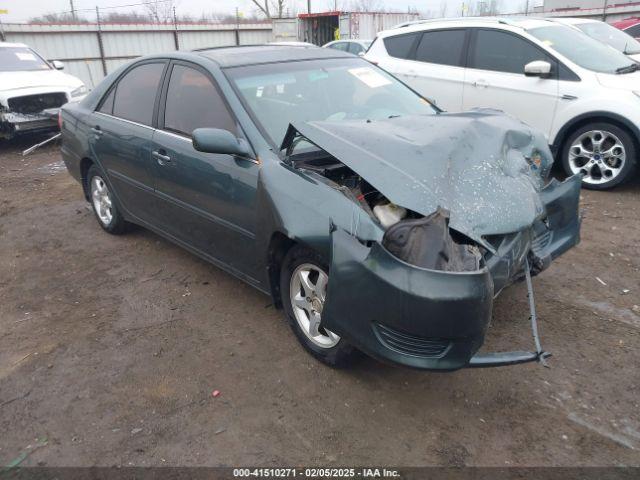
[0,0,535,23]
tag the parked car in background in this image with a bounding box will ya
[551,18,640,62]
[60,46,580,371]
[323,39,372,55]
[0,42,88,140]
[366,17,640,189]
[612,17,640,40]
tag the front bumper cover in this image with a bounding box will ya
[321,175,581,371]
[0,108,59,138]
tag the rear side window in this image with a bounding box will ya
[384,33,420,59]
[112,62,165,126]
[329,42,348,51]
[469,29,553,74]
[415,30,466,67]
[348,42,365,54]
[163,64,236,137]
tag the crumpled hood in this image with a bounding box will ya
[287,110,554,245]
[0,70,83,105]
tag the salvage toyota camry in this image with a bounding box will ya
[60,45,581,370]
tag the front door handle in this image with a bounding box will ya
[152,150,172,166]
[91,126,103,137]
[473,79,489,88]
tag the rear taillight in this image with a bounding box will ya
[58,111,63,130]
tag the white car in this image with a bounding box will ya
[550,17,640,62]
[366,17,640,189]
[323,39,372,55]
[0,42,88,139]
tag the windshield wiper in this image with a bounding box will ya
[615,63,640,74]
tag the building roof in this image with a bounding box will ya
[196,44,351,68]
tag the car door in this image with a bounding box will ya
[380,30,468,111]
[90,61,167,224]
[151,61,259,278]
[462,29,560,140]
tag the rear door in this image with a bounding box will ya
[151,61,259,277]
[462,29,560,139]
[378,29,468,111]
[90,61,167,224]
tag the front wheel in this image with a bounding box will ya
[280,245,358,367]
[561,123,637,190]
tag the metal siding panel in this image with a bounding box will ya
[63,60,105,88]
[239,29,273,45]
[102,31,175,57]
[178,30,236,49]
[4,32,99,59]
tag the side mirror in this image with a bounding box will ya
[357,51,365,57]
[51,60,65,70]
[192,128,251,158]
[524,60,552,78]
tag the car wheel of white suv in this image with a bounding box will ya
[562,122,637,190]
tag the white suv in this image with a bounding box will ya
[365,17,640,189]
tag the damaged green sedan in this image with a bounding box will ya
[60,45,581,370]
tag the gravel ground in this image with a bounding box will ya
[0,135,639,468]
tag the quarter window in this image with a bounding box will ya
[415,30,466,67]
[469,29,552,74]
[98,88,115,114]
[163,64,236,137]
[626,24,640,38]
[330,42,348,51]
[384,33,420,59]
[112,62,165,125]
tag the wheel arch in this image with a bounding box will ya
[80,157,95,200]
[266,231,297,309]
[552,111,640,159]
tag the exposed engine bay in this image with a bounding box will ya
[290,150,483,272]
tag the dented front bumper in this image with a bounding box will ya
[0,108,59,139]
[321,175,582,371]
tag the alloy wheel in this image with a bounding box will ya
[567,130,626,185]
[289,263,340,348]
[90,175,113,226]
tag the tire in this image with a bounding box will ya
[86,164,128,234]
[280,245,358,368]
[561,122,637,190]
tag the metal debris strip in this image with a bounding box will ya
[525,257,550,367]
[22,133,61,156]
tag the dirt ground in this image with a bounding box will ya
[0,135,639,468]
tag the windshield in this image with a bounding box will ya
[528,25,635,73]
[0,47,51,72]
[576,21,640,55]
[226,58,437,147]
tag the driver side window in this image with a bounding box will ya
[162,64,236,137]
[469,29,554,75]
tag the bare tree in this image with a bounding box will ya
[250,0,288,18]
[145,0,175,23]
[350,0,384,12]
[29,12,89,23]
[439,0,448,17]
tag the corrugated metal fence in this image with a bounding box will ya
[1,22,274,88]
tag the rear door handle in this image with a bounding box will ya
[152,150,172,166]
[473,79,489,88]
[91,126,103,137]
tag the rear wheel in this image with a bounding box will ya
[562,122,637,190]
[280,245,358,367]
[87,165,128,234]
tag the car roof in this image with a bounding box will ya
[383,16,559,37]
[550,17,596,26]
[0,42,28,48]
[196,44,352,67]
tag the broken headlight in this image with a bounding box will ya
[70,85,88,98]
